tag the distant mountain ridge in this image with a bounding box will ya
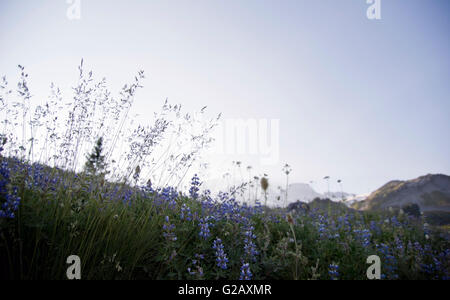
[203,177,365,207]
[283,183,323,203]
[205,174,450,215]
[262,183,361,207]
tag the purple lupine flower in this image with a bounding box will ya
[212,238,228,270]
[239,262,252,280]
[162,216,177,242]
[243,225,258,262]
[180,203,193,221]
[199,217,212,240]
[0,160,21,219]
[189,174,201,199]
[328,263,339,280]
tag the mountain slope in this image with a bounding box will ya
[352,174,450,212]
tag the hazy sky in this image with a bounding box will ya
[0,0,449,194]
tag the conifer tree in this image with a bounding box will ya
[84,137,107,177]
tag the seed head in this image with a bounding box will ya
[260,177,269,192]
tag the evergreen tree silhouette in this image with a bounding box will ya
[84,137,107,177]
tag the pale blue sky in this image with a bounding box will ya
[0,0,449,194]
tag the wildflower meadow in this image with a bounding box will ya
[0,63,448,280]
